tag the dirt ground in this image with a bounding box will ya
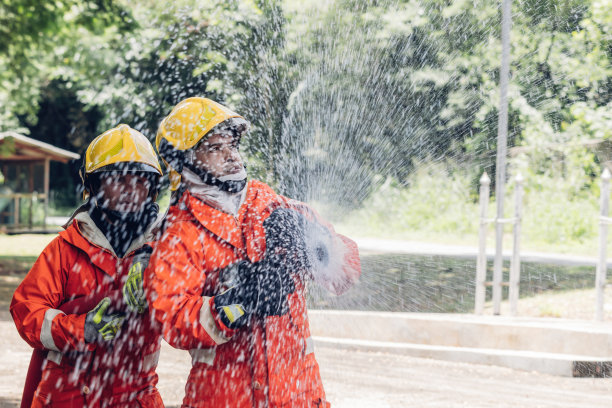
[1,321,612,408]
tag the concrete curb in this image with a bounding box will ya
[309,310,612,377]
[313,336,612,377]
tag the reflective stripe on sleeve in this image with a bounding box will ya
[189,348,217,366]
[40,309,65,352]
[199,296,230,345]
[47,350,62,365]
[142,350,160,372]
[305,336,314,355]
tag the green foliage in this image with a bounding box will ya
[339,161,480,237]
[276,0,607,204]
[1,0,611,217]
[308,254,598,313]
[0,135,14,157]
[0,0,134,130]
[65,0,292,188]
[336,154,602,252]
[2,0,289,202]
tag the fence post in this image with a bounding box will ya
[509,173,523,316]
[596,168,611,321]
[13,196,20,226]
[475,172,490,314]
[28,193,34,230]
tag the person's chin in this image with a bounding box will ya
[224,166,243,175]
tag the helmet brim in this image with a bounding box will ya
[92,162,162,175]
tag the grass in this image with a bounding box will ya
[0,234,56,257]
[0,234,57,318]
[0,256,38,275]
[324,160,611,259]
[482,286,612,321]
[308,253,607,317]
[0,234,608,322]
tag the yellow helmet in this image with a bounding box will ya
[85,124,162,175]
[156,97,247,191]
[81,124,162,199]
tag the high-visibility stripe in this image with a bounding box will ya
[41,309,64,352]
[47,350,62,365]
[305,336,314,355]
[189,348,216,366]
[223,304,244,323]
[199,296,230,345]
[141,349,160,371]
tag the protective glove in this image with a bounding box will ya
[253,261,296,317]
[122,245,152,314]
[84,297,125,343]
[263,209,309,270]
[214,260,296,326]
[263,208,332,274]
[214,261,257,328]
[213,285,251,329]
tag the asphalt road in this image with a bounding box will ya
[1,322,612,408]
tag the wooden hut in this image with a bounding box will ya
[0,132,80,232]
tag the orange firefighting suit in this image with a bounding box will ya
[11,209,164,407]
[146,180,361,408]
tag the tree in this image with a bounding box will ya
[2,0,610,209]
[0,0,133,131]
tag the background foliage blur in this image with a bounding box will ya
[1,0,611,249]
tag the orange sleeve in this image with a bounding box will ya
[10,237,91,352]
[146,222,235,350]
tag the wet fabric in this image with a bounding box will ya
[89,200,159,258]
[181,166,247,216]
[10,214,163,407]
[146,180,361,408]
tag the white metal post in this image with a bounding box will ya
[596,168,611,321]
[475,172,491,314]
[509,173,523,316]
[493,0,513,315]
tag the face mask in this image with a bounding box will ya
[88,198,158,257]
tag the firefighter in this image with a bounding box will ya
[11,124,165,407]
[148,97,361,407]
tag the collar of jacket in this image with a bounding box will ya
[177,179,282,262]
[181,188,248,251]
[176,180,283,262]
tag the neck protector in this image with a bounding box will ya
[182,167,247,216]
[88,199,158,257]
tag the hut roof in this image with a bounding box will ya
[0,131,80,163]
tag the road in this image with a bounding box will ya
[1,322,611,407]
[354,238,611,268]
